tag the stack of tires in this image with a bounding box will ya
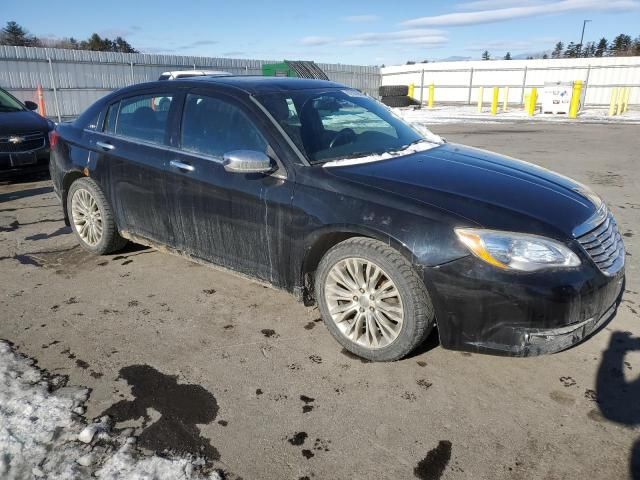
[379,85,411,108]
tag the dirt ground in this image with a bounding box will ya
[1,122,639,480]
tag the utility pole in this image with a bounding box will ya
[578,19,591,55]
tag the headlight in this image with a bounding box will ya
[454,228,581,271]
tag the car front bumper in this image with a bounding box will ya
[0,148,50,172]
[425,255,625,356]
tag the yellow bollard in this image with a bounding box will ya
[527,88,538,117]
[491,87,499,115]
[428,83,434,108]
[568,80,582,119]
[609,88,618,116]
[408,83,415,100]
[477,86,484,112]
[616,87,624,115]
[527,88,537,116]
[623,87,630,113]
[503,86,509,112]
[524,93,530,113]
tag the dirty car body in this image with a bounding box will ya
[49,77,625,357]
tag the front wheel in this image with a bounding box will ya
[315,237,435,361]
[67,177,127,255]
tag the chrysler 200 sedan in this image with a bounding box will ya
[49,77,625,361]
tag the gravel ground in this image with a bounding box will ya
[1,122,639,480]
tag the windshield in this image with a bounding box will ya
[0,89,25,113]
[256,89,432,164]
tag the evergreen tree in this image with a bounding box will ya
[503,52,511,60]
[114,36,138,53]
[542,53,549,59]
[551,42,564,58]
[633,36,640,56]
[563,42,578,58]
[0,21,39,46]
[583,41,596,58]
[609,34,632,56]
[595,38,608,57]
[481,50,491,60]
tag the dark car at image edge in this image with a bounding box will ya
[49,76,625,361]
[0,87,54,174]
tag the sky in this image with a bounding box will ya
[3,0,639,65]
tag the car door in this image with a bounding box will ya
[165,89,295,286]
[92,91,178,245]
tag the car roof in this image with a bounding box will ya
[161,70,231,76]
[168,76,346,94]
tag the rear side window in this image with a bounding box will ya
[116,94,173,144]
[103,102,119,134]
[180,94,267,158]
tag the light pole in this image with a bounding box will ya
[578,19,591,55]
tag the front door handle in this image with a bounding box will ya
[170,160,195,172]
[96,141,115,151]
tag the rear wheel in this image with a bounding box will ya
[67,177,127,255]
[315,237,435,361]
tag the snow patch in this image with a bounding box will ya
[322,139,442,167]
[0,340,223,480]
[393,105,640,125]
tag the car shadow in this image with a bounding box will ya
[405,326,441,359]
[595,330,640,479]
[0,186,53,203]
[0,168,50,186]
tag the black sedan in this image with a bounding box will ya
[49,77,625,361]
[0,87,53,173]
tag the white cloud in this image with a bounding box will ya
[300,36,335,46]
[342,14,380,22]
[342,29,447,47]
[301,29,447,48]
[403,0,639,27]
[456,0,544,10]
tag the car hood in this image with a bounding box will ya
[0,110,50,135]
[324,143,601,238]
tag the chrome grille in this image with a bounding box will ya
[0,131,47,153]
[576,211,624,275]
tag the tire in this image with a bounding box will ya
[380,95,411,108]
[315,237,435,362]
[67,177,127,255]
[379,85,409,97]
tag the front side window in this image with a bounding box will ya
[116,94,173,144]
[257,89,427,163]
[180,94,267,158]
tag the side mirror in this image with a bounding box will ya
[24,101,38,111]
[223,150,274,174]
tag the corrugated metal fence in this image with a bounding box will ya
[381,57,640,107]
[0,46,381,121]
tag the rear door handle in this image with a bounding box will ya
[170,160,195,172]
[96,141,115,151]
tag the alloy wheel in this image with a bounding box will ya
[324,257,404,349]
[71,188,103,247]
